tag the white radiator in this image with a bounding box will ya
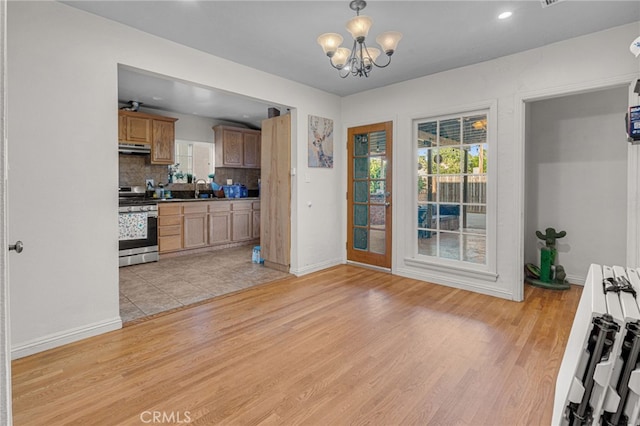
[554,264,640,426]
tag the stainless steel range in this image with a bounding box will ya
[118,186,158,267]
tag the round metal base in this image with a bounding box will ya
[350,0,367,12]
[525,278,570,291]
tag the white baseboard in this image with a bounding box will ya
[395,266,515,300]
[11,317,122,360]
[567,273,586,286]
[290,257,343,276]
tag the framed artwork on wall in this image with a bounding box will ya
[308,115,334,168]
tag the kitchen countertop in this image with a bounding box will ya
[155,197,260,203]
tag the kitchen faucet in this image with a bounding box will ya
[194,179,208,198]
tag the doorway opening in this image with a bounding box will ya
[523,85,629,286]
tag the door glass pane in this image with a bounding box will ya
[355,134,368,156]
[354,204,368,227]
[463,234,486,264]
[354,181,368,203]
[439,118,461,146]
[370,229,386,254]
[370,205,385,229]
[370,157,386,179]
[353,227,368,251]
[418,204,435,230]
[440,232,460,260]
[370,180,385,201]
[354,157,368,179]
[369,131,386,155]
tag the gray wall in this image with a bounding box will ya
[525,86,629,283]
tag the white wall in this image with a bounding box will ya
[525,87,629,284]
[342,22,639,300]
[7,1,342,357]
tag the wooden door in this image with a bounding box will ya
[347,122,393,268]
[260,114,291,272]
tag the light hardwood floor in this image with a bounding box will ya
[12,265,581,425]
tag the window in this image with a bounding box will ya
[173,140,214,182]
[416,112,488,265]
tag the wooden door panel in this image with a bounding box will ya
[347,122,393,268]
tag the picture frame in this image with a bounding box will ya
[308,115,334,168]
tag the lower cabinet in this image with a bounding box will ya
[158,204,182,254]
[231,201,253,242]
[209,201,231,245]
[183,204,208,249]
[252,202,261,239]
[158,200,260,255]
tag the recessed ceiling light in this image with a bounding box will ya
[152,96,163,101]
[498,11,513,20]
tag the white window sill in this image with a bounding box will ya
[403,257,499,282]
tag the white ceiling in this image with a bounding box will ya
[63,0,640,126]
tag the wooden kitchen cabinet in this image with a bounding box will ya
[208,201,231,245]
[118,110,177,165]
[159,200,259,256]
[158,204,182,254]
[243,132,260,168]
[119,112,152,144]
[183,204,208,249]
[213,125,261,168]
[231,201,253,242]
[252,201,260,239]
[151,119,176,165]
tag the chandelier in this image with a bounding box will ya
[317,0,402,78]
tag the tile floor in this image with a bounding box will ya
[119,245,290,324]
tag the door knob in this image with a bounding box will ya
[9,241,23,253]
[385,202,391,207]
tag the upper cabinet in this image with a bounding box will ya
[213,125,261,169]
[118,110,178,165]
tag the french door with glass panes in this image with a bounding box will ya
[347,122,392,268]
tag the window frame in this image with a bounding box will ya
[410,104,497,279]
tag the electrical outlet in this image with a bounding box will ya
[145,179,154,189]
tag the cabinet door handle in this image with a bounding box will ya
[9,241,24,253]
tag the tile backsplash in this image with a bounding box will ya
[119,154,168,187]
[214,167,261,190]
[119,155,261,190]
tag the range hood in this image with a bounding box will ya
[118,143,150,155]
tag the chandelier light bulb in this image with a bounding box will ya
[376,31,403,55]
[346,15,373,41]
[363,47,381,66]
[317,33,344,57]
[331,47,352,69]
